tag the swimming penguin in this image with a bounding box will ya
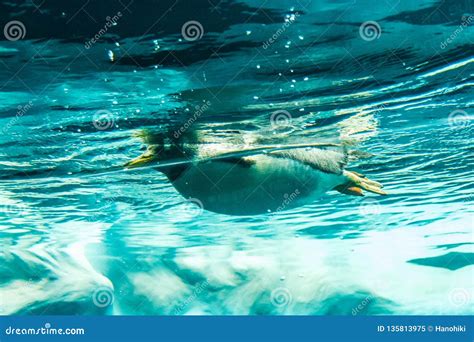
[124,131,386,215]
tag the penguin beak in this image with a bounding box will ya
[124,150,156,169]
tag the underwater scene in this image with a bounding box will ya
[0,0,473,315]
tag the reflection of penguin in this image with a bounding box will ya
[125,131,386,215]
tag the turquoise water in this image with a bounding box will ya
[0,0,473,315]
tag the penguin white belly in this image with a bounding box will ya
[171,155,344,215]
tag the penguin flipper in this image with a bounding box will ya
[270,148,347,175]
[218,157,256,168]
[124,142,341,170]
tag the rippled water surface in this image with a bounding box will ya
[0,0,473,315]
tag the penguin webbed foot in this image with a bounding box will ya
[334,170,386,196]
[334,184,364,196]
